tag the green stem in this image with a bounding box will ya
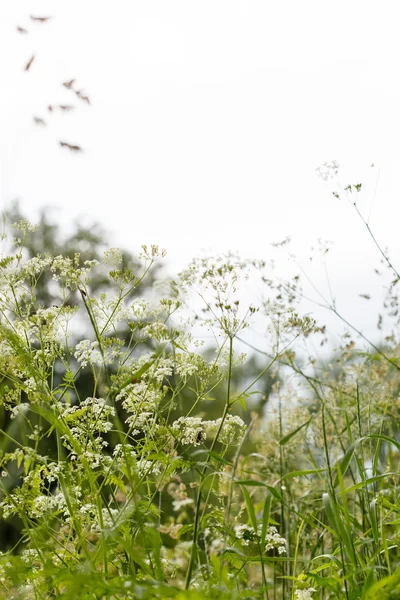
[185,335,234,590]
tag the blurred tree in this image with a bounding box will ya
[1,200,153,307]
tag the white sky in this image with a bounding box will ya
[1,1,400,349]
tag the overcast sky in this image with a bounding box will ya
[1,1,400,349]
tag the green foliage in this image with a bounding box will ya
[364,570,400,599]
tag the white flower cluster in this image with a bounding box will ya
[30,492,67,519]
[295,588,317,600]
[171,414,246,447]
[129,299,149,320]
[12,219,38,234]
[21,254,53,277]
[0,556,12,584]
[315,159,339,181]
[167,481,193,511]
[114,441,162,480]
[21,549,40,565]
[234,523,256,546]
[74,339,102,367]
[172,497,194,512]
[24,377,38,393]
[0,469,68,521]
[139,245,167,261]
[137,458,162,478]
[208,415,246,445]
[91,294,131,333]
[176,254,259,336]
[178,254,246,293]
[143,321,169,342]
[150,357,174,383]
[171,417,207,446]
[62,397,115,433]
[75,337,124,366]
[113,443,137,462]
[10,403,30,420]
[78,503,119,531]
[264,526,286,554]
[103,248,123,266]
[116,380,162,435]
[234,523,286,555]
[61,397,115,466]
[173,352,199,379]
[50,254,98,287]
[218,348,247,370]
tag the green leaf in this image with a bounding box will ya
[364,570,400,599]
[238,395,247,410]
[279,416,313,445]
[234,480,283,502]
[345,473,395,493]
[207,451,232,466]
[369,498,379,544]
[332,443,356,488]
[322,493,357,566]
[281,468,326,480]
[170,339,186,352]
[241,485,258,533]
[261,492,272,547]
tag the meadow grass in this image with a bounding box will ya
[1,201,400,599]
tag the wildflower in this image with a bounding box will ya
[21,549,40,565]
[103,247,123,266]
[295,588,317,600]
[172,497,194,511]
[150,357,174,381]
[116,379,162,434]
[158,523,183,540]
[12,219,38,234]
[315,160,339,180]
[208,538,225,554]
[171,417,207,446]
[21,254,53,277]
[100,507,119,529]
[137,459,161,477]
[139,245,167,261]
[144,321,170,342]
[174,352,199,379]
[234,523,256,545]
[206,414,246,445]
[265,526,286,554]
[30,495,58,518]
[10,403,30,419]
[74,339,101,367]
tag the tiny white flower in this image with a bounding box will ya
[172,497,194,511]
[104,248,123,266]
[295,588,317,600]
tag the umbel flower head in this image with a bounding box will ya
[295,588,317,600]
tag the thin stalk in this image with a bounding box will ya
[185,335,234,590]
[321,400,350,599]
[351,200,400,281]
[278,360,286,600]
[292,520,305,600]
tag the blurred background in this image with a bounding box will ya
[1,1,400,348]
